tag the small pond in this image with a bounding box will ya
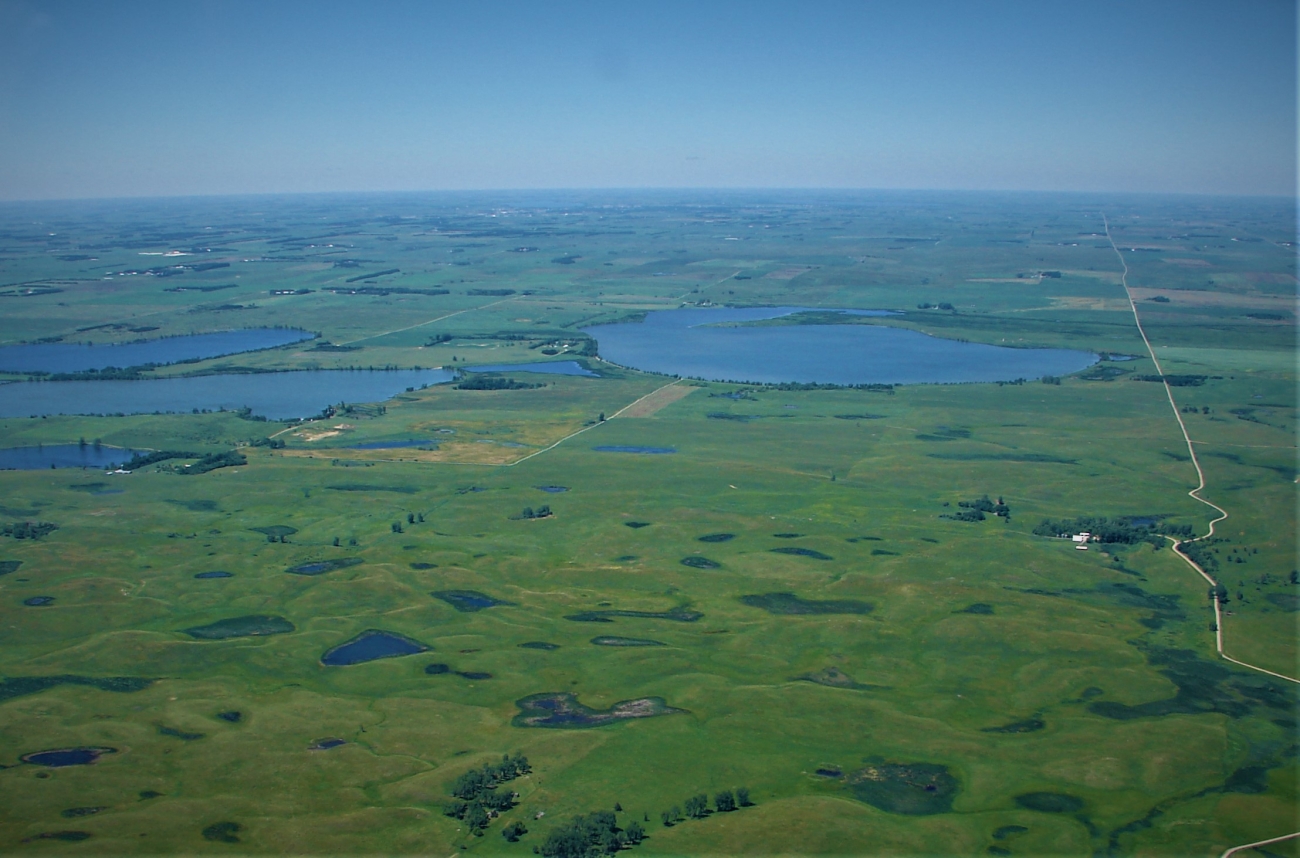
[0,445,140,470]
[193,571,233,579]
[23,748,115,767]
[584,307,1097,384]
[320,630,428,666]
[432,590,512,612]
[464,361,598,377]
[0,368,454,420]
[285,557,363,576]
[0,329,314,374]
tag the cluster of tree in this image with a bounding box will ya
[123,450,202,470]
[531,336,598,357]
[942,495,1010,522]
[444,754,531,835]
[1041,376,1062,385]
[391,512,426,533]
[1134,374,1208,387]
[245,437,285,448]
[170,450,247,476]
[1032,515,1185,548]
[38,365,152,381]
[660,788,752,827]
[235,407,269,423]
[343,268,400,283]
[456,375,545,391]
[995,378,1029,386]
[1179,538,1221,574]
[540,810,645,857]
[2,521,58,540]
[513,506,552,521]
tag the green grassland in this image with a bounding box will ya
[0,192,1293,855]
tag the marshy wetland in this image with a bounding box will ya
[0,192,1293,855]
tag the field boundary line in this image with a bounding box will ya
[500,379,683,467]
[338,296,519,345]
[1103,213,1298,685]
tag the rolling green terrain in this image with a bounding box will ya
[0,192,1294,855]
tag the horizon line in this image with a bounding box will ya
[1,186,1296,206]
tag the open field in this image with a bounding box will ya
[0,192,1293,855]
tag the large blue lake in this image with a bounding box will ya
[0,368,454,420]
[583,307,1097,385]
[0,329,315,373]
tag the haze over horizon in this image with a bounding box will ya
[0,0,1295,202]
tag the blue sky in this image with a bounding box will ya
[0,0,1294,199]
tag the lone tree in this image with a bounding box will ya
[685,794,709,819]
[714,790,736,813]
[736,787,752,807]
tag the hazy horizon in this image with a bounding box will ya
[1,0,1296,201]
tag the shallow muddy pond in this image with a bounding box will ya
[0,328,313,373]
[0,368,454,420]
[584,307,1096,384]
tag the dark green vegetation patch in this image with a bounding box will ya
[679,555,721,569]
[957,603,994,615]
[326,483,419,493]
[770,546,833,560]
[590,636,665,647]
[285,557,364,575]
[23,831,92,843]
[795,666,888,691]
[982,716,1045,734]
[512,692,683,728]
[518,641,560,650]
[1014,792,1084,813]
[0,560,20,575]
[1086,644,1292,720]
[60,807,104,819]
[624,521,651,528]
[740,592,873,615]
[697,532,735,543]
[0,675,153,703]
[431,590,512,612]
[250,525,297,538]
[565,607,702,623]
[158,724,205,741]
[183,615,295,640]
[846,762,959,815]
[201,822,242,843]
